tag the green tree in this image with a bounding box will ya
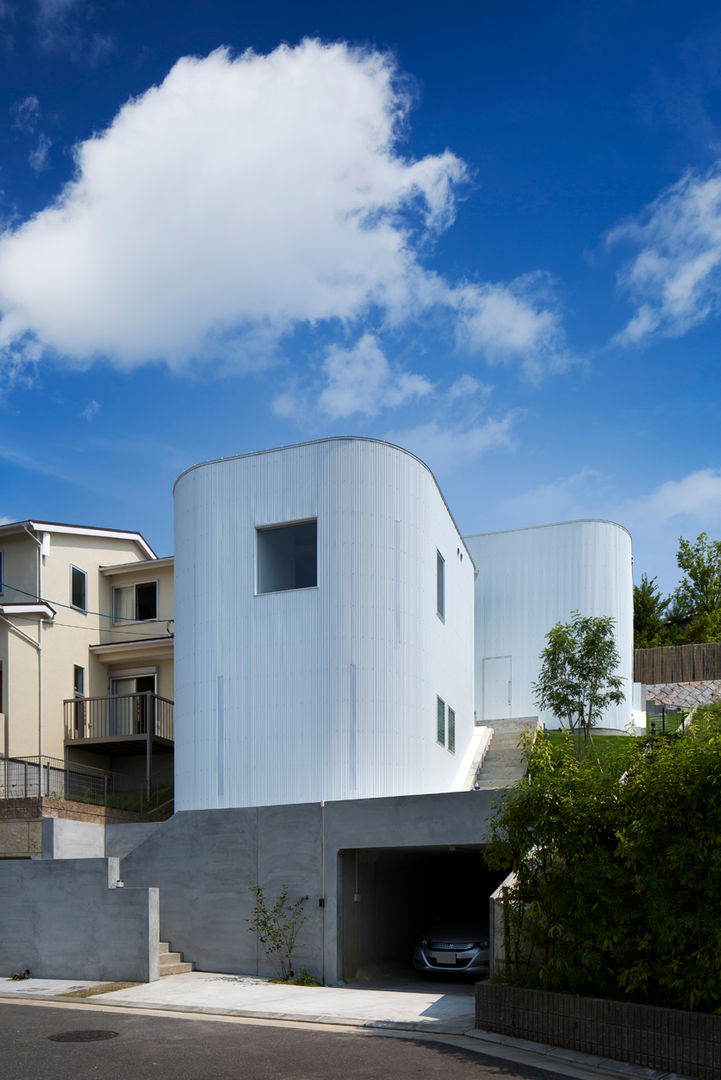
[673,532,721,642]
[246,884,308,980]
[633,573,670,648]
[532,612,625,759]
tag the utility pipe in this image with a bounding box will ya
[22,526,45,764]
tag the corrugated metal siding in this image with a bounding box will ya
[465,521,633,731]
[174,439,476,810]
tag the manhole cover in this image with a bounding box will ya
[48,1030,119,1043]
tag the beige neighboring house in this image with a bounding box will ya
[0,520,174,853]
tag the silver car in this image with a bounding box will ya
[412,922,490,976]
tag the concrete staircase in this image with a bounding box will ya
[473,717,536,789]
[159,940,193,976]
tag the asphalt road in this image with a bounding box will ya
[0,1000,567,1080]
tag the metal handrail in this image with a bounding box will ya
[63,692,174,742]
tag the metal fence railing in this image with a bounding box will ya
[63,692,174,742]
[0,755,172,812]
[0,755,110,801]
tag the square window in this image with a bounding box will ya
[71,566,87,612]
[437,695,446,746]
[257,520,317,594]
[448,707,456,754]
[436,550,445,620]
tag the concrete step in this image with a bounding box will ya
[159,951,184,965]
[158,941,194,977]
[160,961,194,976]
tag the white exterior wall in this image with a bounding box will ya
[174,438,476,810]
[465,520,633,732]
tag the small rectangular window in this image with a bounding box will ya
[71,566,87,612]
[437,695,446,746]
[73,665,85,697]
[257,520,317,594]
[448,707,456,754]
[436,550,445,620]
[0,550,3,594]
[135,581,158,621]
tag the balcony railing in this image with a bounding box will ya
[64,692,174,742]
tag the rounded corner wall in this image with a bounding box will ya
[173,438,476,810]
[465,520,633,732]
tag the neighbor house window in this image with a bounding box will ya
[0,550,3,594]
[71,566,87,612]
[257,520,317,594]
[73,665,85,697]
[113,581,158,623]
[448,707,456,754]
[436,550,445,620]
[437,696,446,746]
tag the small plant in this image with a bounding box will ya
[246,883,308,981]
[10,970,30,981]
[269,970,321,987]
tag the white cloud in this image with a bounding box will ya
[11,95,41,132]
[453,274,573,380]
[445,373,491,403]
[316,334,432,419]
[386,414,515,474]
[35,0,111,61]
[609,164,721,344]
[496,466,721,593]
[619,468,721,524]
[499,467,608,526]
[80,398,100,421]
[28,133,52,173]
[0,41,567,381]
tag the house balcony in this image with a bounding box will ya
[64,692,174,758]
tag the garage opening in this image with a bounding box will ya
[339,846,507,985]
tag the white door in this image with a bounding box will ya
[482,656,512,721]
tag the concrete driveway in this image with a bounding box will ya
[91,971,477,1032]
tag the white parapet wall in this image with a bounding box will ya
[173,437,477,810]
[465,520,634,732]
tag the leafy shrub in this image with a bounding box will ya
[486,716,721,1012]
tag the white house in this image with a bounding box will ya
[466,520,633,733]
[173,437,476,810]
[174,437,634,812]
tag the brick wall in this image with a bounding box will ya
[476,983,721,1080]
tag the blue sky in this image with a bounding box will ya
[1,1,721,594]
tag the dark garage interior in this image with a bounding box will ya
[339,846,507,985]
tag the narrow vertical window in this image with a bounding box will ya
[71,566,87,612]
[448,707,456,754]
[436,695,446,746]
[0,550,3,594]
[73,665,85,697]
[436,550,445,620]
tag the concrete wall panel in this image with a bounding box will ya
[0,858,158,981]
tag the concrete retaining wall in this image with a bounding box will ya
[120,790,498,984]
[475,983,721,1080]
[0,857,159,982]
[41,818,105,859]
